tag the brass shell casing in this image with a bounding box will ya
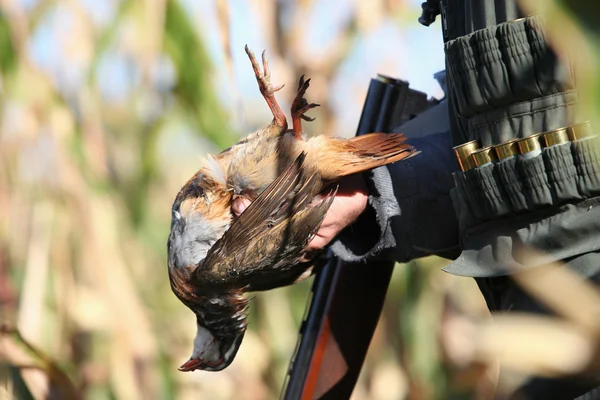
[494,138,520,160]
[568,121,594,141]
[517,133,544,154]
[543,127,570,147]
[453,140,480,171]
[472,146,497,167]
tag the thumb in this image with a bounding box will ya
[232,197,252,217]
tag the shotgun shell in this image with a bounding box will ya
[568,121,594,141]
[543,127,570,147]
[453,140,480,171]
[472,146,497,167]
[494,138,520,160]
[517,133,545,156]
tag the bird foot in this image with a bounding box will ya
[245,45,287,129]
[291,75,320,138]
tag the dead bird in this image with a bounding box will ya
[167,46,418,371]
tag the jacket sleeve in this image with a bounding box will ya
[329,130,462,263]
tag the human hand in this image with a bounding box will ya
[304,174,368,254]
[231,174,368,257]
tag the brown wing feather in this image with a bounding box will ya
[194,154,332,289]
[223,181,335,290]
[195,153,308,285]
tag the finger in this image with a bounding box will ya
[306,229,334,254]
[304,180,369,255]
[331,173,368,196]
[231,197,252,217]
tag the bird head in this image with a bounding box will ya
[178,295,248,372]
[178,320,245,372]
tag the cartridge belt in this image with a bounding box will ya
[445,121,600,277]
[452,122,599,220]
[441,15,600,277]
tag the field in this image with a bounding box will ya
[1,1,599,399]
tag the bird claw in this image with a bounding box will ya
[245,45,287,129]
[291,75,320,137]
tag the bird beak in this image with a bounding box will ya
[178,358,203,372]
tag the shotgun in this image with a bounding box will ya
[280,76,436,400]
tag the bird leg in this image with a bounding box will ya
[291,75,320,138]
[245,45,287,129]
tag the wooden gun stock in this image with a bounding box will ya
[281,76,436,399]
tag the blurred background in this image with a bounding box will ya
[1,0,599,399]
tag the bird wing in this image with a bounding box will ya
[195,152,334,289]
[195,152,306,286]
